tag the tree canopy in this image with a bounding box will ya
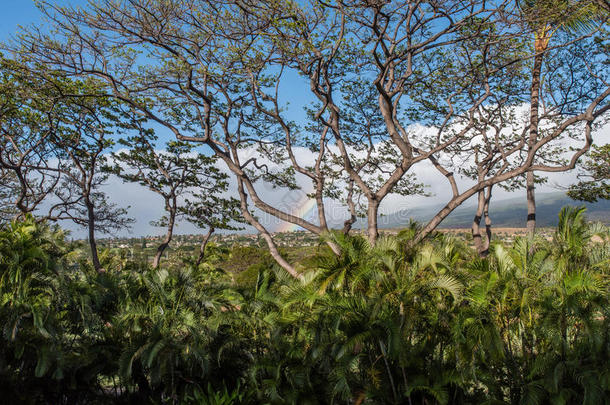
[567,143,610,202]
[5,0,606,274]
[0,2,609,403]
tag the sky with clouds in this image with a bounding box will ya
[78,122,607,240]
[2,1,609,238]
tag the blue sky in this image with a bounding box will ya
[0,0,315,148]
[1,1,608,239]
[0,2,40,40]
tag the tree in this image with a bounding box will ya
[108,132,236,269]
[435,20,531,257]
[518,0,608,236]
[413,3,608,248]
[0,57,63,218]
[264,1,507,244]
[181,190,243,267]
[12,0,610,274]
[0,57,132,271]
[567,143,610,201]
[44,83,133,272]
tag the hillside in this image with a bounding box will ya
[373,192,610,229]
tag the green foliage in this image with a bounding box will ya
[180,383,251,405]
[0,216,107,403]
[1,208,609,404]
[567,144,610,202]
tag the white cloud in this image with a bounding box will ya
[53,121,610,239]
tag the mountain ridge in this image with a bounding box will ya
[367,192,610,229]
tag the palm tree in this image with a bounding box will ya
[519,0,605,236]
[0,216,110,402]
[114,265,249,402]
[529,207,610,404]
[271,232,467,404]
[455,206,610,404]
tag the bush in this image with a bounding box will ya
[1,208,609,404]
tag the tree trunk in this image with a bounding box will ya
[315,178,328,232]
[236,178,301,279]
[471,185,493,258]
[195,227,214,267]
[14,169,30,217]
[86,199,102,272]
[526,171,536,236]
[343,216,356,235]
[343,179,357,235]
[471,189,485,256]
[527,31,548,237]
[153,208,176,269]
[482,186,493,257]
[367,199,380,245]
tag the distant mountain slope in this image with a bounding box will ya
[371,193,610,229]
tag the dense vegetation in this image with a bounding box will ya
[1,206,608,404]
[1,1,608,403]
